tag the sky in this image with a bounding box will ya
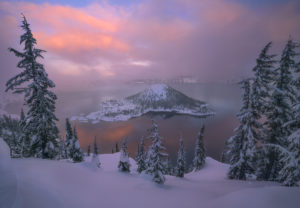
[0,0,300,91]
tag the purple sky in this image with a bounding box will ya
[0,0,300,91]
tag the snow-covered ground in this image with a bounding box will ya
[1,138,299,208]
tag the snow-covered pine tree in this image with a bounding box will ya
[193,125,206,171]
[6,16,59,159]
[146,120,168,184]
[87,144,91,156]
[263,38,297,181]
[250,42,276,180]
[251,42,277,116]
[93,136,99,157]
[19,108,28,157]
[136,136,147,173]
[115,142,119,152]
[92,136,101,168]
[57,137,67,160]
[166,157,174,176]
[64,118,73,158]
[278,138,300,186]
[70,127,84,162]
[227,79,259,180]
[176,136,186,178]
[277,38,300,186]
[118,138,130,172]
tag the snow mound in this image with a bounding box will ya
[72,84,215,122]
[187,157,229,180]
[0,138,18,208]
[1,152,300,208]
[82,152,137,172]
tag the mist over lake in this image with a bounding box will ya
[53,82,241,163]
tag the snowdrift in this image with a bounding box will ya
[0,145,299,208]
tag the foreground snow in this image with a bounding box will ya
[1,139,299,208]
[71,84,214,123]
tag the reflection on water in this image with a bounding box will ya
[71,113,238,166]
[54,83,241,164]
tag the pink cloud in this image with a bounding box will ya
[0,0,299,91]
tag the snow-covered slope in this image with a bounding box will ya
[72,84,215,123]
[1,144,299,208]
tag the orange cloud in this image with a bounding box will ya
[0,1,129,54]
[34,31,129,53]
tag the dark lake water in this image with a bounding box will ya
[2,82,241,164]
[54,83,241,165]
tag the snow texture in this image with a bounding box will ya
[1,138,300,208]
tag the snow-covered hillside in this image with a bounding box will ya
[71,84,215,123]
[1,138,299,208]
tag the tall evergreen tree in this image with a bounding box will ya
[118,138,130,172]
[93,136,99,157]
[87,144,91,156]
[19,108,28,157]
[176,136,186,178]
[193,126,206,171]
[146,120,168,184]
[115,142,119,152]
[251,42,277,115]
[70,127,84,162]
[136,136,147,173]
[92,136,101,168]
[250,42,276,180]
[57,137,67,160]
[64,118,73,158]
[263,38,297,181]
[277,38,300,186]
[227,79,259,180]
[6,16,59,159]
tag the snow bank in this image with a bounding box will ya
[1,153,299,208]
[0,138,18,208]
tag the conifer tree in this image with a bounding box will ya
[176,136,186,178]
[279,140,300,186]
[92,136,101,168]
[87,144,91,156]
[193,126,206,171]
[278,38,300,185]
[6,16,59,159]
[64,118,73,158]
[93,136,99,157]
[250,42,276,180]
[70,127,84,162]
[118,138,130,172]
[19,108,27,157]
[262,38,297,181]
[166,157,174,176]
[136,136,147,173]
[227,79,259,180]
[115,142,119,152]
[57,137,67,159]
[251,42,277,116]
[146,120,168,184]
